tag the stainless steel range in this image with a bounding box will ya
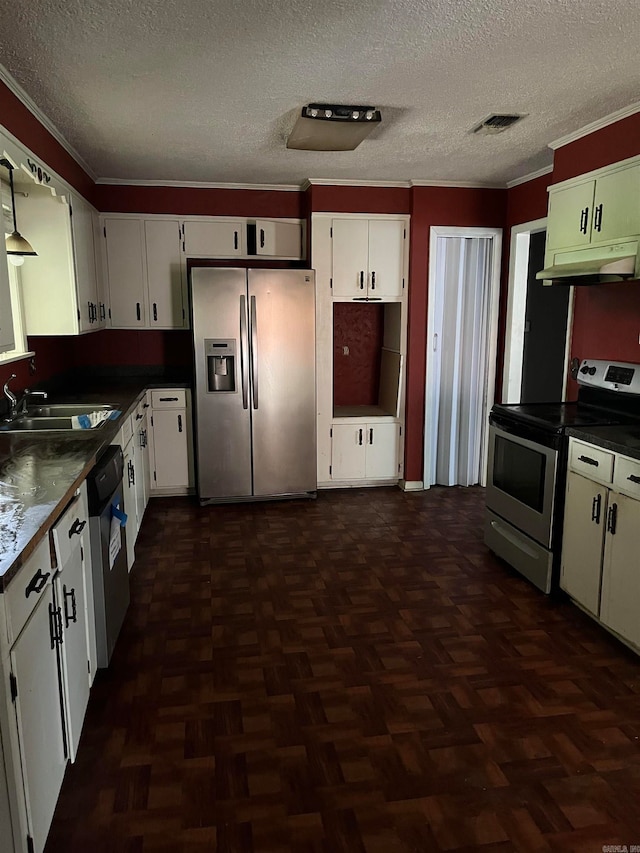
[485,359,640,593]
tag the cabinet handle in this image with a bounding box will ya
[627,474,640,485]
[99,302,106,321]
[177,413,183,433]
[358,428,363,446]
[594,203,603,232]
[128,459,135,486]
[88,301,93,323]
[136,302,141,321]
[25,568,50,599]
[260,228,265,248]
[159,397,179,402]
[591,493,602,524]
[371,271,376,290]
[579,207,589,235]
[140,429,147,448]
[359,271,365,290]
[607,502,618,535]
[135,413,143,420]
[49,603,63,649]
[153,303,158,322]
[234,230,238,250]
[578,454,599,467]
[68,518,86,538]
[369,428,373,445]
[63,585,77,628]
[143,402,150,408]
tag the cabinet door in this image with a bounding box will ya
[365,422,400,479]
[255,220,302,258]
[70,195,99,332]
[331,219,369,298]
[183,220,243,256]
[600,492,640,648]
[122,441,137,569]
[367,220,404,298]
[56,542,91,763]
[151,408,190,489]
[560,472,607,616]
[144,220,185,328]
[331,424,366,479]
[592,165,640,243]
[104,218,146,327]
[0,238,15,354]
[546,181,595,251]
[11,587,67,853]
[92,209,109,328]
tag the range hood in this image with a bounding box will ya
[536,240,639,286]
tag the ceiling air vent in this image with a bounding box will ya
[472,114,525,135]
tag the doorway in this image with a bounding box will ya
[502,218,573,404]
[423,227,502,488]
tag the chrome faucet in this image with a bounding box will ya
[19,388,48,414]
[3,374,18,418]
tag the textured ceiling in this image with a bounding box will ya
[1,0,639,186]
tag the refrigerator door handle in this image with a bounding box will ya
[250,294,259,409]
[239,295,249,409]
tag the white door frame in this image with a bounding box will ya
[502,217,546,403]
[423,226,503,489]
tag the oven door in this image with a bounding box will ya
[486,423,558,548]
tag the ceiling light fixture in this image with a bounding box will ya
[287,104,382,151]
[0,158,37,266]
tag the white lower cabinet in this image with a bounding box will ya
[10,585,67,853]
[561,438,640,654]
[148,389,193,495]
[331,422,400,481]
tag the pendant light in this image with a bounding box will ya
[1,158,37,266]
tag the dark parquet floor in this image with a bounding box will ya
[44,486,640,853]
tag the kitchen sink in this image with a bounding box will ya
[25,403,118,418]
[0,404,119,432]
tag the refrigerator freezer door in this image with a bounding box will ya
[191,268,252,499]
[248,269,317,496]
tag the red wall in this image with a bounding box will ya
[552,112,640,379]
[333,303,384,407]
[68,330,192,368]
[95,184,304,217]
[310,185,410,214]
[404,186,507,481]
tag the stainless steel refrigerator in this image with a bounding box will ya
[191,267,317,503]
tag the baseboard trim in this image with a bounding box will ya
[400,480,424,491]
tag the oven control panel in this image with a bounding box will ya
[578,359,640,394]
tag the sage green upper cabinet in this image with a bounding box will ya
[592,165,640,243]
[546,180,595,252]
[546,161,640,254]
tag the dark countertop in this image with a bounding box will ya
[0,373,192,591]
[567,425,640,461]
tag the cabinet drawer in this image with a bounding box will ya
[51,492,88,569]
[4,536,53,644]
[569,440,614,483]
[613,455,640,499]
[119,413,134,448]
[151,389,186,409]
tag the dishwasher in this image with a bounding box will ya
[87,445,130,668]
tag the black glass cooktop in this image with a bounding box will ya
[491,401,637,433]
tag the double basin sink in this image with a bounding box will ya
[0,403,119,433]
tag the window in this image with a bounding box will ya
[0,261,33,363]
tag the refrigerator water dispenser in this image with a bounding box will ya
[205,339,236,392]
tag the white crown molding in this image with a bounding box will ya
[0,61,97,182]
[506,164,554,189]
[305,177,411,188]
[410,178,503,189]
[95,177,302,191]
[549,100,640,150]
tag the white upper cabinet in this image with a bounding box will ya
[144,219,185,328]
[183,219,244,257]
[103,217,147,328]
[331,217,405,299]
[0,238,15,354]
[546,161,640,255]
[254,219,303,259]
[17,185,102,336]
